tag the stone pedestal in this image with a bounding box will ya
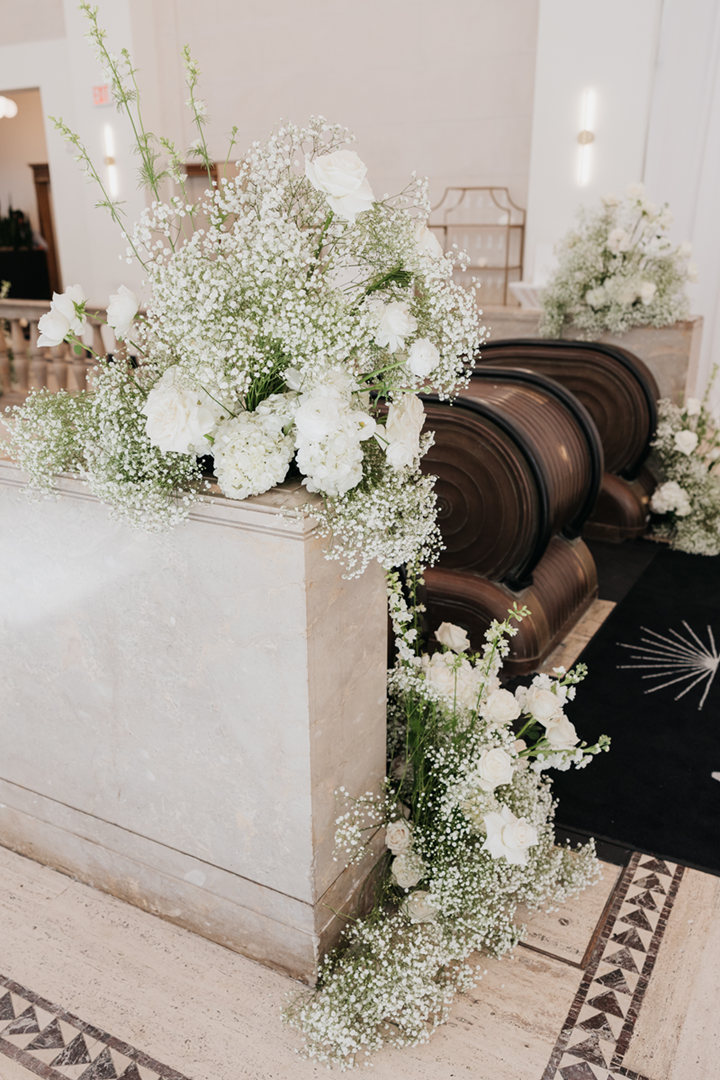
[482,306,704,403]
[0,461,387,982]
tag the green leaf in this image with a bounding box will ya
[73,344,83,355]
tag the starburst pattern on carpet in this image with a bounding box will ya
[617,621,719,711]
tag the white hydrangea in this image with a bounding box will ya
[212,394,296,500]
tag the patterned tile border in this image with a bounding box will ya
[541,851,685,1080]
[0,974,191,1080]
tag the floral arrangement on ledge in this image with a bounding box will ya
[649,371,720,555]
[2,5,484,577]
[284,569,610,1067]
[539,183,695,340]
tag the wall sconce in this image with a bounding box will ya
[577,88,595,187]
[0,95,19,119]
[104,124,119,198]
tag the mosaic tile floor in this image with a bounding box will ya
[543,852,684,1080]
[0,976,190,1080]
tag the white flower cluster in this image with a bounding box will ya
[8,111,483,566]
[540,183,693,339]
[649,377,720,555]
[285,582,608,1067]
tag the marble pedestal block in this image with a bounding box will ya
[483,306,704,402]
[0,461,387,981]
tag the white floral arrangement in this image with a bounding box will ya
[3,6,484,576]
[284,569,610,1067]
[539,183,695,340]
[649,372,720,555]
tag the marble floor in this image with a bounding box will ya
[0,839,718,1080]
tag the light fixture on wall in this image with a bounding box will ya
[0,95,19,119]
[576,88,595,187]
[104,124,119,197]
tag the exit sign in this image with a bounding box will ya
[92,85,110,106]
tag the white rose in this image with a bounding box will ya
[543,714,579,750]
[626,182,645,199]
[383,394,425,470]
[607,228,631,255]
[477,747,515,791]
[294,392,346,441]
[375,301,418,353]
[37,307,71,348]
[674,429,699,455]
[107,284,140,339]
[639,281,657,305]
[687,262,699,283]
[141,367,216,454]
[392,851,426,889]
[305,149,374,223]
[385,819,412,855]
[684,397,702,417]
[482,805,538,866]
[602,193,620,206]
[421,652,458,698]
[435,621,470,653]
[640,197,658,218]
[414,223,443,259]
[407,337,441,378]
[585,287,607,309]
[483,688,521,726]
[678,241,693,259]
[617,282,639,305]
[519,685,564,724]
[406,890,438,924]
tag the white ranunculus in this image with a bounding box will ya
[684,397,702,417]
[674,429,699,455]
[407,337,440,378]
[483,688,521,726]
[294,392,346,441]
[385,819,412,855]
[482,805,538,866]
[37,307,71,348]
[678,241,693,259]
[414,223,443,259]
[477,747,515,791]
[607,228,631,255]
[544,714,579,750]
[107,284,140,339]
[392,851,426,889]
[688,262,699,283]
[639,281,657,305]
[640,197,657,218]
[435,621,470,653]
[305,149,374,223]
[384,393,425,470]
[602,193,620,206]
[519,685,563,724]
[141,367,216,454]
[375,301,418,353]
[626,182,645,199]
[406,890,438,924]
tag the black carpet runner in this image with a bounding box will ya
[553,545,720,876]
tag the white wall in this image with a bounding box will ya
[0,0,541,303]
[644,0,720,399]
[524,0,662,282]
[0,89,47,233]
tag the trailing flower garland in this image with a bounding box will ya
[649,370,720,555]
[539,184,694,340]
[3,6,485,576]
[284,569,610,1067]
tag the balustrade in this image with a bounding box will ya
[0,299,113,403]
